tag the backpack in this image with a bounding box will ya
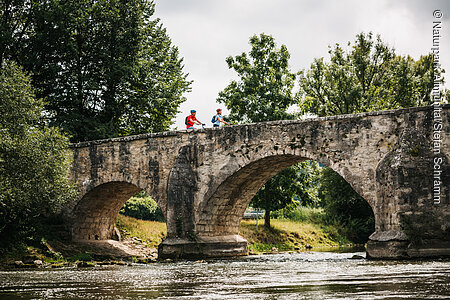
[185,116,189,125]
[211,115,216,123]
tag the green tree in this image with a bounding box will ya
[298,32,438,116]
[0,61,74,248]
[217,33,297,123]
[0,0,34,67]
[251,162,319,228]
[217,33,303,228]
[3,0,191,142]
[318,168,374,243]
[298,32,440,242]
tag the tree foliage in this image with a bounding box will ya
[217,33,297,123]
[318,168,374,243]
[120,191,164,222]
[0,0,34,67]
[298,32,437,116]
[298,32,440,242]
[0,61,74,247]
[251,162,321,228]
[217,33,308,228]
[1,0,191,142]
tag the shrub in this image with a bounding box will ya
[319,167,375,243]
[0,61,74,250]
[120,193,164,221]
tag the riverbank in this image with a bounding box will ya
[0,215,353,269]
[114,214,352,255]
[239,218,352,253]
[115,214,352,254]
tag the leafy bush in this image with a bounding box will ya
[120,192,164,221]
[271,167,375,244]
[319,167,375,244]
[0,61,74,250]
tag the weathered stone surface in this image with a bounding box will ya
[66,105,450,259]
[366,240,410,259]
[369,230,409,242]
[158,235,248,259]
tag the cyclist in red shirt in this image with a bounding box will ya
[186,110,204,129]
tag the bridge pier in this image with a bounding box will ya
[366,230,410,259]
[158,235,248,259]
[367,230,450,259]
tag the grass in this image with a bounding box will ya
[239,218,349,253]
[271,206,326,223]
[116,213,350,254]
[0,243,69,267]
[116,214,166,248]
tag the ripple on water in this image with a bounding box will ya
[0,252,449,299]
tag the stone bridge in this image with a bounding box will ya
[66,105,450,259]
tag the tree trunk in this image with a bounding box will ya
[264,209,271,229]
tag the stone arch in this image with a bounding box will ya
[195,154,375,237]
[71,181,142,240]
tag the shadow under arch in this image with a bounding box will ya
[71,181,142,240]
[196,154,375,239]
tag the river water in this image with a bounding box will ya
[1,251,449,299]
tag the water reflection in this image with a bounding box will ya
[0,251,449,299]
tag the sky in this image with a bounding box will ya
[152,0,450,130]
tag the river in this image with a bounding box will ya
[1,251,449,299]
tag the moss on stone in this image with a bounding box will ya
[409,146,420,157]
